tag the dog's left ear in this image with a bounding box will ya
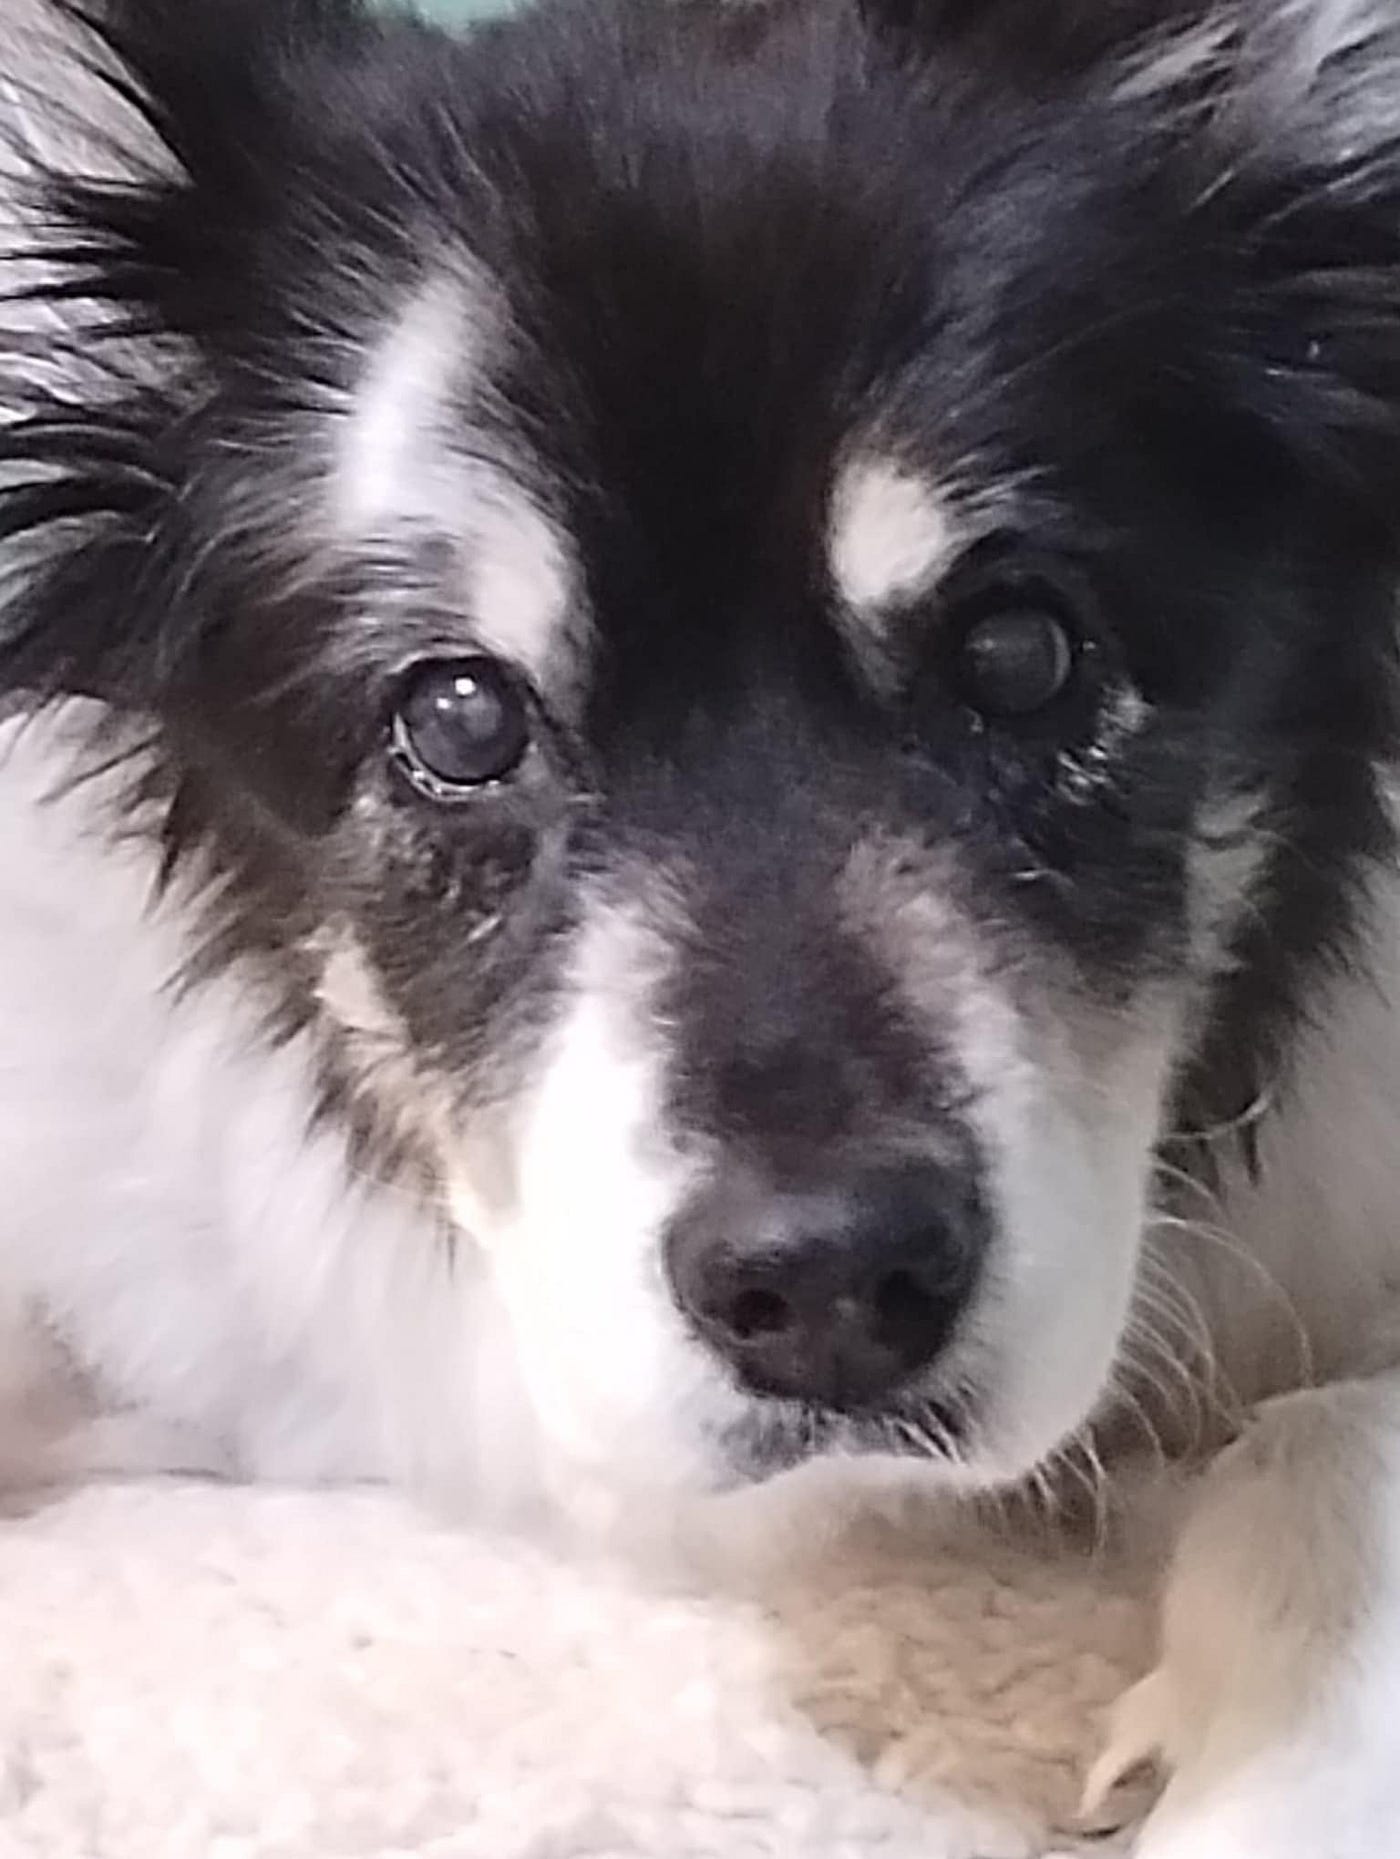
[1137,0,1400,522]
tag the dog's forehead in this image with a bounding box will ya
[317,12,1234,717]
[331,267,579,692]
[319,24,1023,699]
[330,260,995,717]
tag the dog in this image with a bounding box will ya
[4,0,1400,1848]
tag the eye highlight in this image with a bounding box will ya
[390,655,531,799]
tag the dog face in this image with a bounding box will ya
[5,0,1400,1495]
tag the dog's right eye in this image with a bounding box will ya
[390,655,531,799]
[937,553,1098,726]
[954,604,1075,718]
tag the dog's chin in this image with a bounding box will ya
[694,1341,1127,1502]
[703,1390,979,1493]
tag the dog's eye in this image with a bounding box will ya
[391,655,531,797]
[953,604,1075,719]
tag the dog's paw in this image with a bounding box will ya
[1125,1733,1400,1859]
[1082,1632,1400,1859]
[1077,1669,1169,1836]
[1081,1385,1400,1858]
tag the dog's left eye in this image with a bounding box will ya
[391,655,531,798]
[953,603,1075,719]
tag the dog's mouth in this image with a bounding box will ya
[711,1388,976,1487]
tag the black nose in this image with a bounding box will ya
[664,1160,981,1413]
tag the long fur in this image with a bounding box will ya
[7,1,1400,1847]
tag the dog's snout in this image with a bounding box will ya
[664,1161,980,1412]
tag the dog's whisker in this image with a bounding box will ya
[1144,1209,1317,1393]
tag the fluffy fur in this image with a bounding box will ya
[5,0,1400,1849]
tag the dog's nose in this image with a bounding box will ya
[664,1161,980,1412]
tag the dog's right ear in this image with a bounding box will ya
[0,0,165,704]
[0,0,375,709]
[0,0,228,708]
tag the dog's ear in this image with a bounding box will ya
[1131,0,1400,525]
[850,0,1400,525]
[0,0,375,708]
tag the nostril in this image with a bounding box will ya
[872,1256,964,1361]
[725,1285,794,1341]
[873,1265,938,1335]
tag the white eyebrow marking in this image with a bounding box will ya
[334,270,578,687]
[336,271,484,534]
[829,457,960,615]
[463,476,574,685]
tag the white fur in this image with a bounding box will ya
[1110,18,1238,107]
[958,1005,1174,1485]
[840,839,1178,1485]
[1076,887,1400,1853]
[1115,0,1400,179]
[335,273,489,536]
[447,891,735,1505]
[463,475,578,687]
[0,706,545,1513]
[1089,1382,1400,1856]
[829,459,959,618]
[336,275,577,689]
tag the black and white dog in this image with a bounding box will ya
[4,0,1400,1847]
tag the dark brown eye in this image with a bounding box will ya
[391,655,531,798]
[954,605,1075,718]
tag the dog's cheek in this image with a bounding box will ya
[958,997,1176,1478]
[831,839,1151,1469]
[440,890,739,1489]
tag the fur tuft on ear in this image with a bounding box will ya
[0,0,384,706]
[0,0,181,703]
[1114,0,1400,148]
[1089,0,1400,521]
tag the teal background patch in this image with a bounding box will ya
[408,1,524,21]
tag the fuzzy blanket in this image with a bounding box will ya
[0,1479,1158,1858]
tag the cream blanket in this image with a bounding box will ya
[0,1480,1155,1858]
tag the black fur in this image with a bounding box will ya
[3,0,1400,1202]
